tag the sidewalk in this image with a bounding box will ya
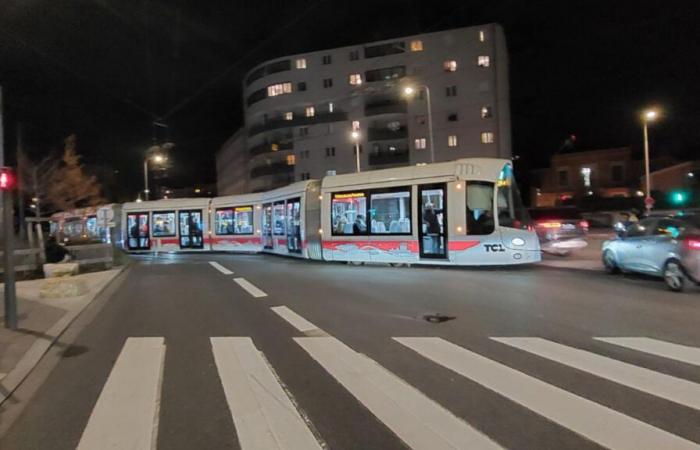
[0,268,124,405]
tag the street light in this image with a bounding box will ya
[403,84,435,163]
[351,130,361,173]
[642,108,659,213]
[143,153,167,201]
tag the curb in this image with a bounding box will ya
[0,264,130,407]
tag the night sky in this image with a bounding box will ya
[1,0,698,201]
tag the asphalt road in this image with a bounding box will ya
[1,254,699,450]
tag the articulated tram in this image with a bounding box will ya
[56,158,541,266]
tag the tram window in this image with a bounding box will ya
[331,192,367,235]
[86,216,99,238]
[273,202,286,235]
[262,204,273,248]
[496,166,530,229]
[370,190,411,234]
[64,219,83,238]
[152,212,176,236]
[215,208,234,235]
[286,199,302,252]
[215,207,254,235]
[466,181,495,235]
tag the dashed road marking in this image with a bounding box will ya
[271,306,322,334]
[233,277,267,298]
[209,261,234,275]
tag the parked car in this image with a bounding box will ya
[529,207,589,255]
[602,215,700,291]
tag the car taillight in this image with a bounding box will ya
[579,220,589,230]
[537,221,561,229]
[684,238,700,251]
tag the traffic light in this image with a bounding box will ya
[669,189,689,206]
[0,167,16,191]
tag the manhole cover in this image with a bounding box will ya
[422,313,456,323]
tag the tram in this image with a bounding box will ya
[80,158,539,265]
[50,204,121,245]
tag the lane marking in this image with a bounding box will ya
[395,337,698,450]
[595,337,700,367]
[493,337,700,410]
[209,261,234,275]
[295,336,502,450]
[271,306,321,333]
[234,277,267,298]
[77,337,165,450]
[211,337,322,450]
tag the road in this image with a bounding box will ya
[2,254,699,450]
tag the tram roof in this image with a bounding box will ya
[321,158,511,190]
[122,197,211,211]
[261,179,320,202]
[211,192,263,207]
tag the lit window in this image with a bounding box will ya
[414,138,426,149]
[481,106,492,118]
[410,40,423,51]
[349,73,362,85]
[448,135,458,147]
[215,207,254,235]
[287,154,296,165]
[352,120,360,131]
[331,192,367,235]
[478,56,490,67]
[370,190,411,234]
[328,102,334,113]
[305,106,315,117]
[295,58,307,69]
[443,60,457,72]
[479,30,485,42]
[581,167,592,187]
[267,82,292,97]
[284,112,293,120]
[481,132,494,144]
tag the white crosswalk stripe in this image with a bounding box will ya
[395,337,699,450]
[211,337,322,450]
[77,337,165,450]
[295,336,503,450]
[492,337,700,410]
[595,337,700,367]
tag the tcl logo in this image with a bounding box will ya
[484,243,505,252]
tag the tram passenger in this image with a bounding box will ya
[423,203,442,253]
[335,216,347,234]
[353,215,366,235]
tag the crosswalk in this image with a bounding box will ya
[79,314,700,449]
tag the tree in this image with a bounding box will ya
[17,148,58,218]
[44,135,105,211]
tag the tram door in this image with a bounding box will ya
[127,213,150,250]
[418,184,447,258]
[178,210,204,249]
[286,198,302,253]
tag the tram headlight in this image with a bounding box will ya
[318,228,323,235]
[511,237,526,246]
[457,226,463,232]
[456,183,463,190]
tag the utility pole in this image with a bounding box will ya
[0,86,18,329]
[16,122,26,241]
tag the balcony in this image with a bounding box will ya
[369,147,409,166]
[364,100,407,117]
[368,126,408,141]
[248,111,348,137]
[249,140,293,157]
[250,162,294,179]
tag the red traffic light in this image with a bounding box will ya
[0,167,16,191]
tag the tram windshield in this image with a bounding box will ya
[496,165,530,229]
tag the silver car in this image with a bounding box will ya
[602,215,700,291]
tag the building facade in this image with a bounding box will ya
[217,24,511,195]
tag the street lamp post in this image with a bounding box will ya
[143,153,165,201]
[404,85,435,163]
[351,131,361,173]
[642,109,658,214]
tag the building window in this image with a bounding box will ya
[611,164,624,183]
[478,56,490,67]
[558,170,569,187]
[286,154,296,165]
[284,112,293,121]
[481,106,492,118]
[415,115,427,125]
[414,138,426,150]
[445,85,457,97]
[352,120,360,131]
[447,113,458,122]
[443,60,457,72]
[325,146,336,157]
[581,167,592,187]
[322,54,332,65]
[410,40,423,51]
[448,135,458,147]
[297,81,307,91]
[295,58,307,69]
[349,50,359,61]
[364,66,406,82]
[299,150,310,159]
[267,82,292,97]
[349,73,362,85]
[299,127,309,137]
[323,78,333,88]
[364,41,405,58]
[481,132,494,144]
[479,30,485,42]
[305,106,315,117]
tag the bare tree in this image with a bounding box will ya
[44,135,105,212]
[17,147,59,219]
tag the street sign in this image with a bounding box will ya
[644,196,655,207]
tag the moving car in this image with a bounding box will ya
[529,207,588,255]
[602,215,700,291]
